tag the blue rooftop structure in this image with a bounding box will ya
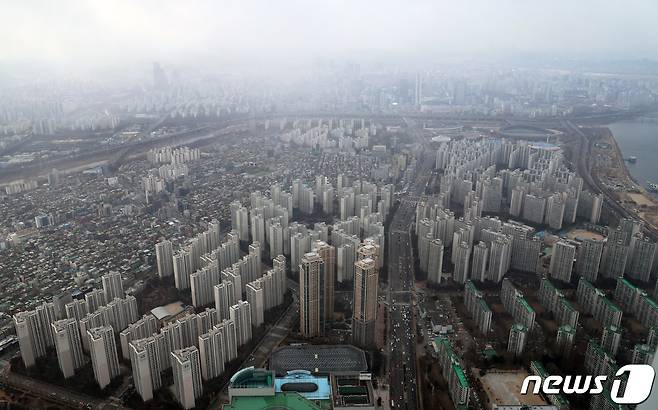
[529,141,560,151]
[274,370,332,401]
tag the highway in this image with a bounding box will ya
[4,108,645,185]
[387,199,418,410]
[386,117,435,410]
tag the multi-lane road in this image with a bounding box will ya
[0,358,124,409]
[385,118,436,409]
[387,199,418,410]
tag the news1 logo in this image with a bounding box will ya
[521,364,656,404]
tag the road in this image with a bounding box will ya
[386,118,436,410]
[208,281,298,409]
[387,199,419,410]
[0,358,125,409]
[240,280,299,370]
[0,118,248,185]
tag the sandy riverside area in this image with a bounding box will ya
[599,127,658,230]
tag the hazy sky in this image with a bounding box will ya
[2,0,658,72]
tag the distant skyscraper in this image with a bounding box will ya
[268,222,284,258]
[129,336,164,402]
[632,344,655,365]
[521,194,546,225]
[52,291,73,320]
[102,271,124,301]
[156,240,174,278]
[222,269,242,302]
[190,266,220,308]
[246,280,265,328]
[600,240,629,278]
[198,327,225,381]
[337,243,356,283]
[173,249,193,290]
[464,281,492,334]
[230,202,250,241]
[171,347,203,410]
[352,257,378,347]
[52,318,85,379]
[556,324,576,357]
[575,239,604,282]
[34,302,56,348]
[549,241,576,283]
[85,288,107,314]
[427,238,444,285]
[628,236,657,282]
[215,319,238,363]
[250,213,265,248]
[508,323,528,357]
[546,194,566,230]
[510,188,524,217]
[313,240,336,327]
[487,237,512,283]
[601,324,622,356]
[88,326,120,389]
[414,73,422,108]
[230,301,252,347]
[453,241,471,284]
[152,62,168,90]
[65,299,89,322]
[119,315,159,360]
[214,282,236,322]
[470,242,488,282]
[14,310,47,368]
[299,252,324,338]
[357,239,380,268]
[299,186,315,214]
[291,232,311,274]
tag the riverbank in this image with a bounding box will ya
[608,118,658,192]
[595,126,658,232]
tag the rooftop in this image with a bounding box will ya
[331,374,374,408]
[229,367,275,389]
[433,337,457,359]
[619,276,638,290]
[223,392,323,410]
[150,301,185,320]
[512,323,528,332]
[274,370,332,401]
[452,364,469,388]
[270,345,367,375]
[635,343,653,354]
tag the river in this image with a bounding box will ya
[608,116,658,193]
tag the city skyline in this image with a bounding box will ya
[3,2,658,409]
[2,1,658,78]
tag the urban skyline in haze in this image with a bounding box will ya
[3,2,658,409]
[2,0,658,77]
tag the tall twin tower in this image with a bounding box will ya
[299,239,380,347]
